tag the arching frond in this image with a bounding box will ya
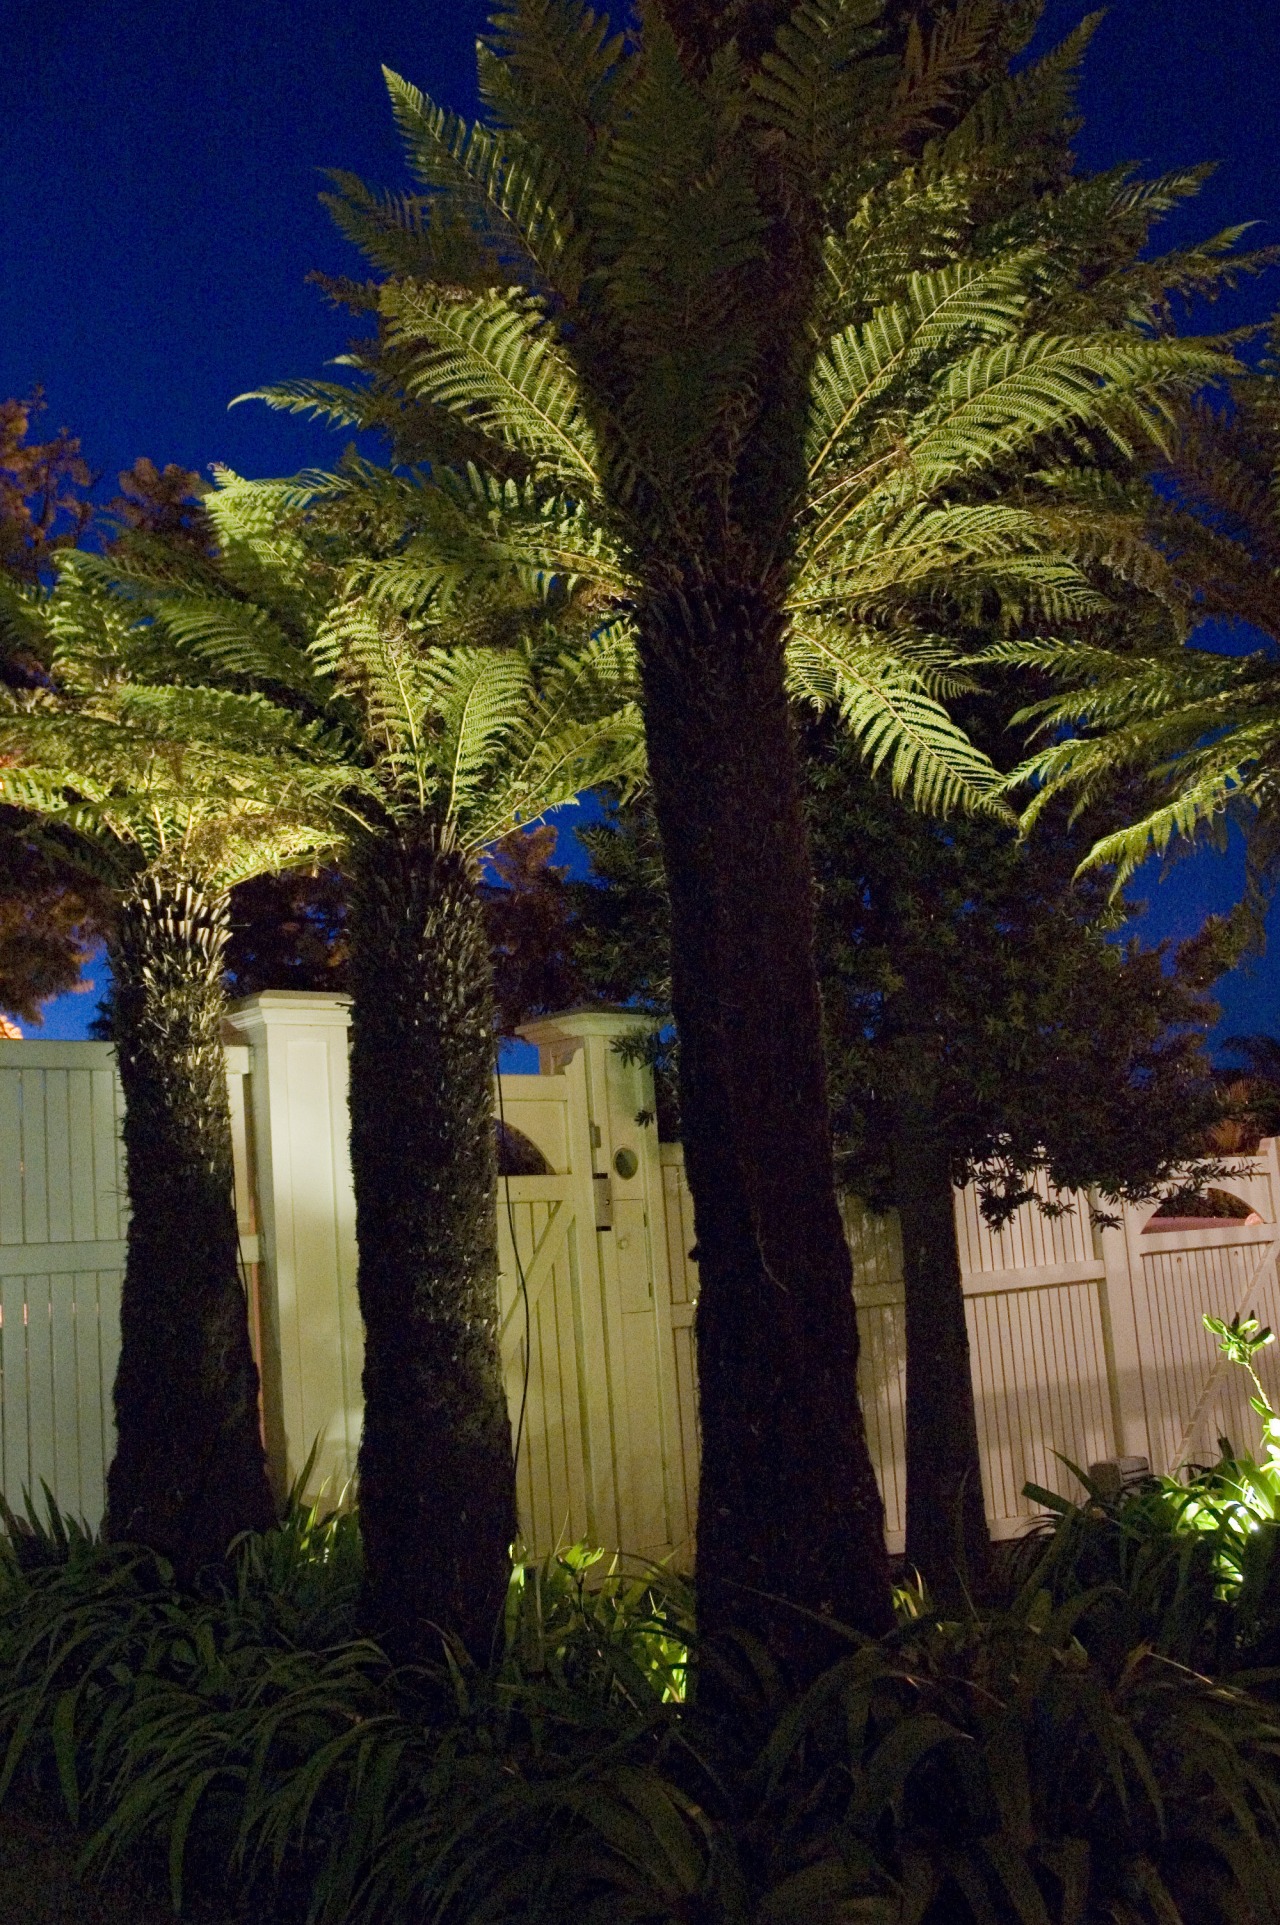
[807,255,1038,479]
[480,0,628,213]
[381,67,574,286]
[381,286,599,484]
[748,0,888,171]
[786,618,1010,818]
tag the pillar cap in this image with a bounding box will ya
[516,1005,657,1048]
[226,990,353,1030]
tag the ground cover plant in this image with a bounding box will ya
[5,1468,1280,1924]
[1018,1310,1280,1682]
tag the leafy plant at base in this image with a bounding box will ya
[1014,1311,1280,1677]
[7,1495,1280,1923]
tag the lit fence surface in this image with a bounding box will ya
[1,997,1277,1560]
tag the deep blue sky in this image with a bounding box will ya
[5,0,1280,1046]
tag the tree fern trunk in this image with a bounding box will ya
[640,581,893,1678]
[893,1070,991,1610]
[106,877,275,1574]
[348,823,516,1660]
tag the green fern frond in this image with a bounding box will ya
[480,0,627,212]
[232,378,371,432]
[320,171,503,287]
[382,67,571,285]
[786,618,1010,817]
[748,0,887,170]
[807,254,1039,480]
[382,286,598,483]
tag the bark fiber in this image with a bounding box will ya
[347,825,516,1661]
[106,878,275,1574]
[640,580,893,1681]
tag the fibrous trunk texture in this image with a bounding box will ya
[348,824,516,1661]
[640,581,893,1680]
[107,877,274,1574]
[894,1074,991,1609]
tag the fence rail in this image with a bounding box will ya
[2,999,1277,1564]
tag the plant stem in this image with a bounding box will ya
[892,1057,991,1610]
[347,821,517,1660]
[106,876,275,1573]
[640,578,894,1680]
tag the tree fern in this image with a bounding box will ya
[239,0,1258,1667]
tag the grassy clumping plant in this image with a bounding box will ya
[5,1484,1280,1922]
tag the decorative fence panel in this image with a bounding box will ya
[2,999,1278,1571]
[0,1040,258,1527]
[0,1044,126,1525]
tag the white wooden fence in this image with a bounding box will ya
[2,996,1278,1562]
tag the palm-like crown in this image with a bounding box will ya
[12,467,645,876]
[0,560,350,893]
[247,0,1251,818]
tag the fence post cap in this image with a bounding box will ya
[226,991,353,1032]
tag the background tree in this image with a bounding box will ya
[1210,1034,1280,1151]
[224,867,350,999]
[0,421,212,1033]
[483,826,581,1036]
[804,715,1234,1604]
[0,394,93,587]
[0,824,109,1027]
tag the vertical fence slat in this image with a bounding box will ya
[0,1274,29,1505]
[24,1273,55,1510]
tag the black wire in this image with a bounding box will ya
[495,1047,534,1475]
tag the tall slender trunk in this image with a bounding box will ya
[347,822,516,1660]
[893,1062,991,1610]
[106,877,275,1574]
[640,580,893,1680]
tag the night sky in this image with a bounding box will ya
[4,0,1280,1045]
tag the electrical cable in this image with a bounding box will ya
[495,1046,533,1473]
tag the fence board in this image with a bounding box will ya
[75,1274,107,1524]
[24,1273,54,1506]
[0,1043,254,1528]
[19,1071,49,1246]
[50,1271,80,1507]
[1,1274,29,1502]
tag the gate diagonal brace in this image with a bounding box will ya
[499,1201,572,1347]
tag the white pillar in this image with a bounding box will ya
[224,993,361,1502]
